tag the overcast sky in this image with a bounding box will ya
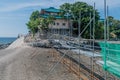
[0,0,120,37]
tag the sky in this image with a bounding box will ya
[0,0,120,37]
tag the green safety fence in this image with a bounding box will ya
[99,42,120,78]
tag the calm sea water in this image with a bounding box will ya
[0,37,17,44]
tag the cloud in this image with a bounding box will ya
[0,0,120,12]
[79,0,120,9]
[0,3,45,12]
[50,0,120,10]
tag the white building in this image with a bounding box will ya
[40,7,71,35]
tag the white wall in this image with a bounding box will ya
[49,19,70,29]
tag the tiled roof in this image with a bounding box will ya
[40,14,63,19]
[42,7,61,13]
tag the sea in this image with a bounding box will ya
[0,37,17,44]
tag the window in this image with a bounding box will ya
[57,23,59,25]
[62,23,66,26]
[53,22,55,25]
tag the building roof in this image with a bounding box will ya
[42,7,61,13]
[40,14,63,19]
[40,7,70,19]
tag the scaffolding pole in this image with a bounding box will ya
[78,10,82,80]
[104,0,107,79]
[107,6,109,41]
[89,12,92,80]
[91,3,96,80]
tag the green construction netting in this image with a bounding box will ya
[99,42,120,78]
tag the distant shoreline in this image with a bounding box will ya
[0,43,11,49]
[0,37,17,49]
[0,37,17,44]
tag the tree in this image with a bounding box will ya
[95,21,104,39]
[60,2,101,39]
[26,10,55,36]
[108,16,120,39]
[38,16,55,32]
[26,19,39,36]
[30,10,40,21]
[26,11,40,35]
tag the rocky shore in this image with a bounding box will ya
[0,43,11,49]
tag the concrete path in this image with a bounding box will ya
[6,37,25,49]
[0,37,77,80]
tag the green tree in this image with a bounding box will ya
[26,10,55,36]
[38,16,55,32]
[26,19,39,36]
[26,11,40,35]
[30,10,40,21]
[95,21,104,39]
[60,2,100,39]
[108,16,120,39]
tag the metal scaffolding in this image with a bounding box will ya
[44,0,120,80]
